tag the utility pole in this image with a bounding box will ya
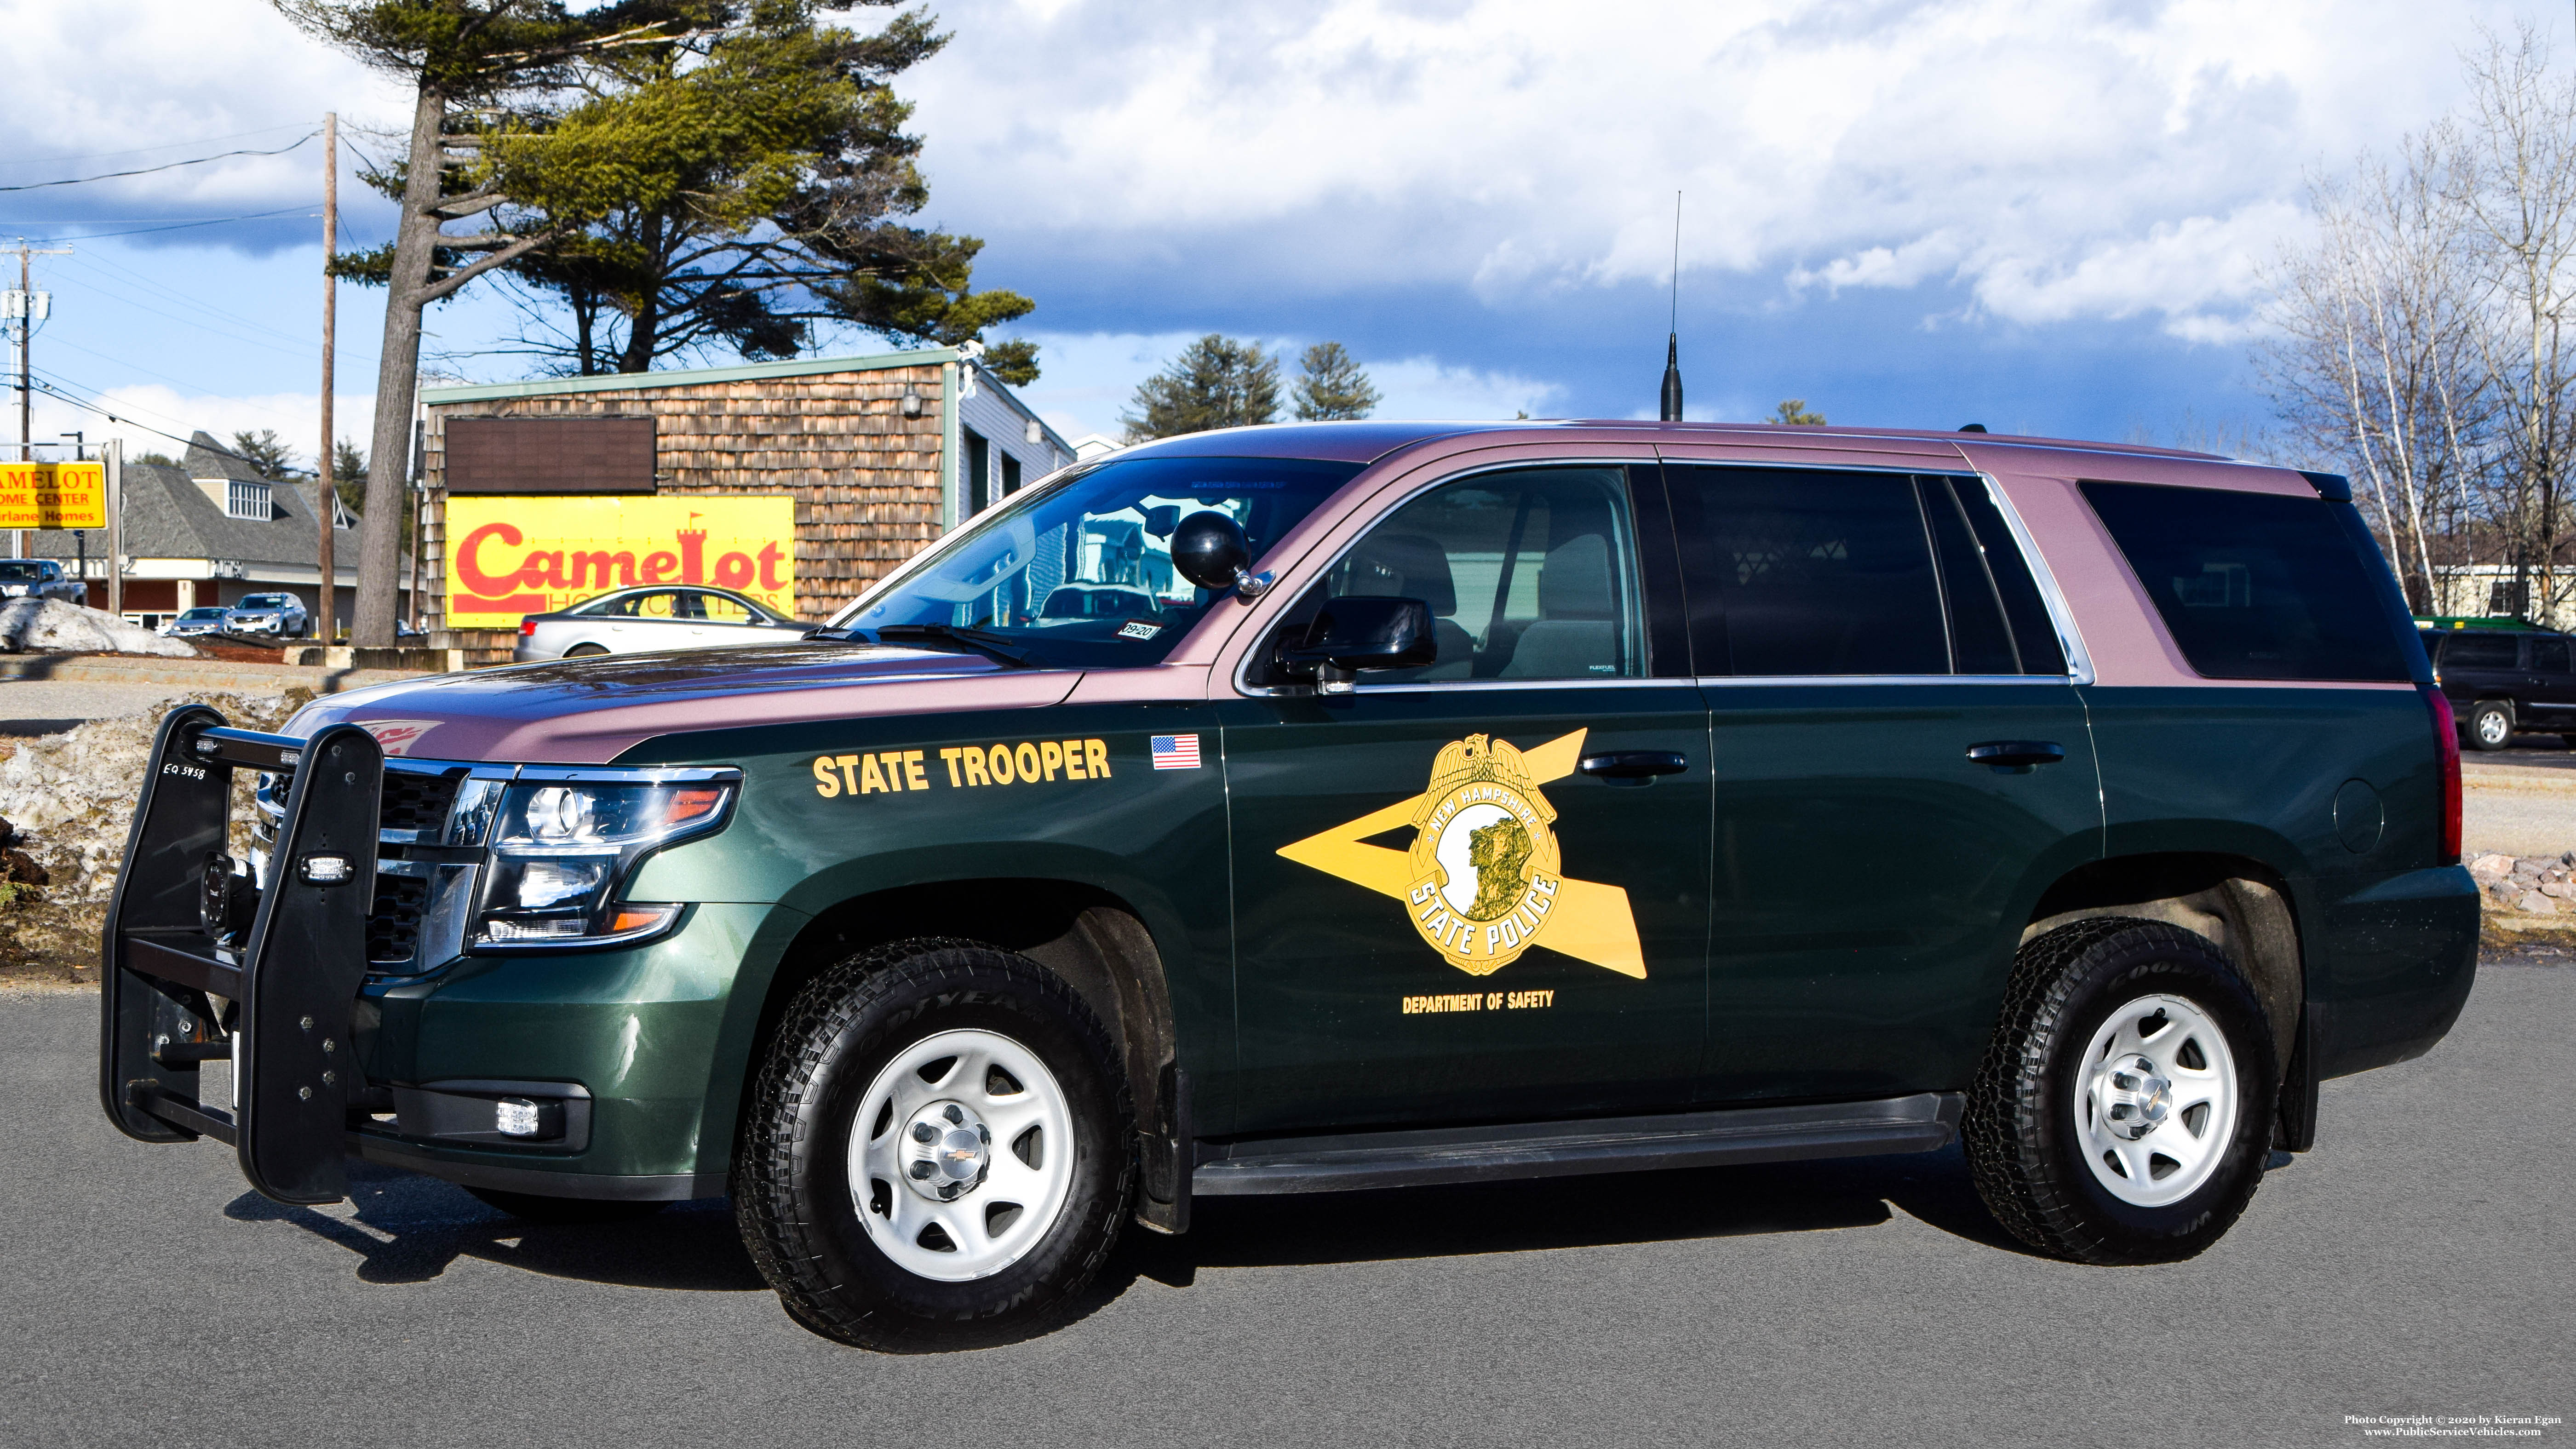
[105,437,121,619]
[5,241,70,558]
[318,113,338,647]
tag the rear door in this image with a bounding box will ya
[1663,465,2104,1103]
[1218,462,1712,1134]
[2525,635,2576,731]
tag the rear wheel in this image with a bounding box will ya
[734,939,1133,1349]
[2467,699,2515,750]
[1965,918,2277,1264]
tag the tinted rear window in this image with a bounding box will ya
[2442,633,2521,669]
[2081,481,2412,682]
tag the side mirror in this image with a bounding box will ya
[1170,510,1254,590]
[1275,596,1437,693]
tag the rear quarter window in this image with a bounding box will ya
[2441,633,2521,670]
[2081,480,2412,682]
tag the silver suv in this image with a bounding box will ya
[224,593,309,638]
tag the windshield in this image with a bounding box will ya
[238,596,286,609]
[829,456,1362,668]
[0,562,43,581]
[181,608,228,620]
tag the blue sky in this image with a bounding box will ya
[0,0,2550,466]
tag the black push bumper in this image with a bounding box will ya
[99,705,385,1205]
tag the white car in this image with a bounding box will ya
[513,585,810,661]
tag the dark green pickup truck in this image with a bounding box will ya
[101,421,2477,1348]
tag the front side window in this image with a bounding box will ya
[1251,466,1648,687]
[833,456,1361,669]
[687,591,759,624]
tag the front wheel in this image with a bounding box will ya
[1965,918,2278,1265]
[2467,699,2515,750]
[563,642,610,658]
[734,939,1133,1349]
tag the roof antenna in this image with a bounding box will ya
[1659,193,1685,422]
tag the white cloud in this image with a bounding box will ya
[0,0,411,235]
[909,0,2516,332]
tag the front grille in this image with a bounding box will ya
[366,875,432,965]
[380,770,462,836]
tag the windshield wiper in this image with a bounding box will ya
[854,623,1040,668]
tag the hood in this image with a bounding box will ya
[286,643,1080,764]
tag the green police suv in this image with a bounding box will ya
[101,421,2476,1348]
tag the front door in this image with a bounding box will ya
[1662,464,2106,1103]
[1219,464,1712,1136]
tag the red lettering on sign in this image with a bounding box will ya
[714,552,754,589]
[642,551,679,583]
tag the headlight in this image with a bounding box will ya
[476,777,734,949]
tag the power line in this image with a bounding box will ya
[0,123,315,170]
[0,205,320,241]
[0,132,319,195]
[23,369,306,474]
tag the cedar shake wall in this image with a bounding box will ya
[423,364,946,660]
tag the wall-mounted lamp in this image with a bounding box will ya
[901,388,924,419]
[1023,418,1042,445]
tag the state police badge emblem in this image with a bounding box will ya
[1275,727,1647,980]
[1405,734,1561,975]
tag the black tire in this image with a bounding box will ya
[464,1186,670,1224]
[1965,918,2278,1265]
[2466,699,2515,750]
[734,939,1134,1349]
[564,642,610,658]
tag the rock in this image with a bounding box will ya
[0,598,195,657]
[2518,891,2558,914]
[0,847,45,886]
[2544,881,2574,899]
[0,814,14,847]
[2470,853,2517,885]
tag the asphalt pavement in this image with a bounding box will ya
[1,962,2568,1449]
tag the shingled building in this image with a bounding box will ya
[418,346,1070,662]
[22,431,379,630]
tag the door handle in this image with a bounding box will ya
[1967,740,2066,771]
[1578,750,1689,780]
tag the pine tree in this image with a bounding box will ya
[1773,399,1827,425]
[333,440,369,516]
[229,430,297,477]
[1291,342,1380,420]
[1122,335,1282,441]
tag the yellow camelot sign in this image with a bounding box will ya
[0,463,105,529]
[1278,728,1646,979]
[445,494,795,619]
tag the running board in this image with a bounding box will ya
[1191,1092,1964,1197]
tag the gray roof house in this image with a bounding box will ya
[20,431,396,628]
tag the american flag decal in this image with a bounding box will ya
[1150,734,1202,770]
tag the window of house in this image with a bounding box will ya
[1003,453,1023,497]
[2490,578,2532,617]
[964,429,992,515]
[226,479,272,521]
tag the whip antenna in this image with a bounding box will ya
[1659,191,1684,422]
